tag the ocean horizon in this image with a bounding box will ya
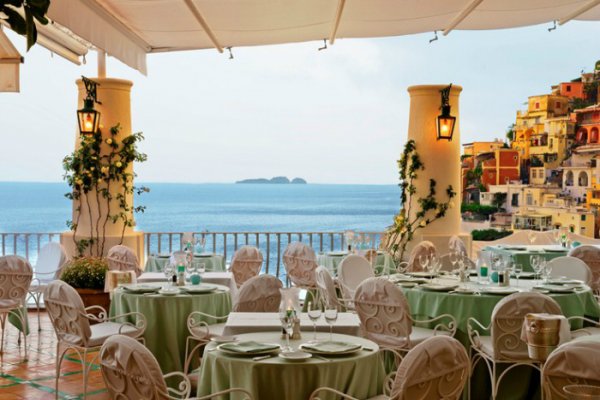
[0,182,400,233]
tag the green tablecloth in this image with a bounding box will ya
[402,282,600,400]
[484,245,568,272]
[197,332,385,400]
[144,253,226,272]
[110,285,232,373]
[317,252,396,275]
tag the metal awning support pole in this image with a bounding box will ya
[183,0,224,53]
[329,0,346,45]
[443,0,485,36]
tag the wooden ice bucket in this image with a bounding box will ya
[524,313,561,361]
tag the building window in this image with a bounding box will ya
[566,85,571,92]
[532,170,537,178]
[535,102,540,109]
[581,215,586,221]
[549,138,553,149]
[556,102,561,108]
[527,194,533,206]
[512,193,519,207]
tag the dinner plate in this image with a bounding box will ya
[194,253,214,258]
[419,283,458,292]
[327,251,348,256]
[217,342,281,357]
[158,288,180,296]
[547,278,584,285]
[532,285,575,294]
[398,282,418,288]
[511,272,536,279]
[543,247,566,253]
[299,341,362,356]
[210,336,238,344]
[122,285,160,294]
[408,272,438,278]
[180,284,218,294]
[278,351,312,361]
[504,246,527,251]
[480,287,520,295]
[451,287,476,295]
[156,254,171,259]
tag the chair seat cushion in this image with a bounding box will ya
[409,326,452,347]
[88,322,142,347]
[367,327,452,350]
[190,323,226,340]
[572,327,600,339]
[477,335,495,358]
[0,299,21,310]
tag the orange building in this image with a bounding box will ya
[573,105,600,145]
[479,149,521,189]
[558,81,585,100]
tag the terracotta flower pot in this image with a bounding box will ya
[75,288,110,324]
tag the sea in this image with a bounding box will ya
[0,182,400,233]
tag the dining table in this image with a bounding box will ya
[393,273,600,400]
[221,312,361,336]
[196,331,385,400]
[317,250,396,275]
[137,271,239,298]
[483,245,568,272]
[109,283,232,373]
[144,253,226,272]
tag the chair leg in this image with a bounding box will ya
[82,348,89,399]
[55,343,68,400]
[34,293,41,332]
[0,313,6,355]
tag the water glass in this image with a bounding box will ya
[324,307,338,341]
[307,302,322,342]
[279,310,294,351]
[530,255,540,279]
[514,264,523,287]
[419,255,429,272]
[542,261,552,283]
[198,263,206,275]
[449,251,458,271]
[164,263,175,282]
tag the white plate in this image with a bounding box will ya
[158,288,180,296]
[451,287,476,295]
[278,351,312,361]
[511,272,536,279]
[480,287,520,295]
[419,283,458,292]
[210,336,238,344]
[408,272,437,278]
[180,284,218,294]
[533,285,575,294]
[327,251,348,256]
[548,278,584,285]
[122,285,160,294]
[194,253,214,258]
[398,282,417,288]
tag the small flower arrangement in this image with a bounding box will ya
[60,257,109,290]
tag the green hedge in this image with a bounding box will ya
[471,229,513,241]
[461,203,498,216]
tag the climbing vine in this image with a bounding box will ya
[63,124,148,256]
[384,140,456,261]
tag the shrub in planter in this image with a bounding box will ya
[60,257,110,320]
[471,229,513,241]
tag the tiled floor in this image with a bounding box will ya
[0,311,108,400]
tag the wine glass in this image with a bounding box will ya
[419,254,429,273]
[307,302,322,343]
[542,260,552,283]
[198,262,206,275]
[163,262,174,285]
[279,310,293,351]
[449,251,459,272]
[531,256,542,281]
[324,307,338,342]
[528,231,537,246]
[514,263,523,287]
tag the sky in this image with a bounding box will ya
[1,22,600,184]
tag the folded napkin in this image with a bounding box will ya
[301,341,361,353]
[219,341,280,354]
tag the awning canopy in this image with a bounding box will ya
[40,0,600,75]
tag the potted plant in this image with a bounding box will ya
[60,257,110,319]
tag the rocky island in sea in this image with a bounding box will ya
[236,176,307,184]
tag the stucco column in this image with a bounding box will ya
[61,78,144,263]
[405,84,471,256]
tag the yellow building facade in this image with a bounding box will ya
[511,95,574,168]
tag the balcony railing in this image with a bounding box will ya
[0,231,386,282]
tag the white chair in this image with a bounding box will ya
[0,255,32,361]
[449,235,468,257]
[282,242,319,304]
[547,256,592,285]
[354,277,456,353]
[406,241,437,272]
[467,292,562,400]
[315,266,353,311]
[233,274,282,312]
[309,336,469,400]
[542,338,600,400]
[337,254,374,301]
[107,245,143,276]
[44,280,146,399]
[100,335,254,400]
[230,246,263,288]
[28,242,68,331]
[183,275,282,374]
[568,246,600,294]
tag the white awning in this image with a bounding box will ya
[0,28,22,92]
[47,0,600,75]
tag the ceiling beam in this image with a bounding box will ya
[443,0,485,36]
[559,0,600,25]
[329,0,346,45]
[183,0,224,53]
